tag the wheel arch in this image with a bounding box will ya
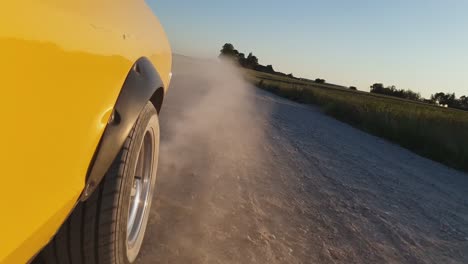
[150,86,165,114]
[80,57,165,201]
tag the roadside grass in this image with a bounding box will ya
[245,69,468,172]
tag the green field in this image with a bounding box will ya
[245,69,468,172]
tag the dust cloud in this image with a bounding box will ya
[157,55,267,193]
[137,55,276,263]
[159,55,264,169]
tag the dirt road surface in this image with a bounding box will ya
[137,55,468,264]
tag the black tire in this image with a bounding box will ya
[34,102,160,264]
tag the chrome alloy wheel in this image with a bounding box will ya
[126,127,157,262]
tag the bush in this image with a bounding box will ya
[370,83,421,101]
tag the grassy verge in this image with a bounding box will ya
[245,70,468,172]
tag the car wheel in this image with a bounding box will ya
[35,102,160,264]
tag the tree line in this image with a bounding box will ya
[220,43,327,84]
[370,83,468,110]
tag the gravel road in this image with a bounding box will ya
[137,55,468,264]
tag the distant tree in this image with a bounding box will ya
[403,89,421,101]
[315,78,326,84]
[460,95,468,107]
[220,43,239,58]
[371,83,421,101]
[287,73,294,78]
[349,86,357,90]
[447,93,456,106]
[266,65,275,73]
[431,92,455,106]
[430,92,465,109]
[244,52,259,69]
[247,52,258,64]
[370,83,385,93]
[222,43,234,51]
[238,53,246,66]
[431,92,444,105]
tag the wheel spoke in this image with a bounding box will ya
[127,130,155,251]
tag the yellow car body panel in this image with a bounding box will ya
[0,1,171,263]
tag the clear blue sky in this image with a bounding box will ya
[148,0,468,98]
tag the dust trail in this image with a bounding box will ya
[137,55,274,263]
[158,55,267,192]
[160,55,264,165]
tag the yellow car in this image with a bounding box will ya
[0,1,171,263]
